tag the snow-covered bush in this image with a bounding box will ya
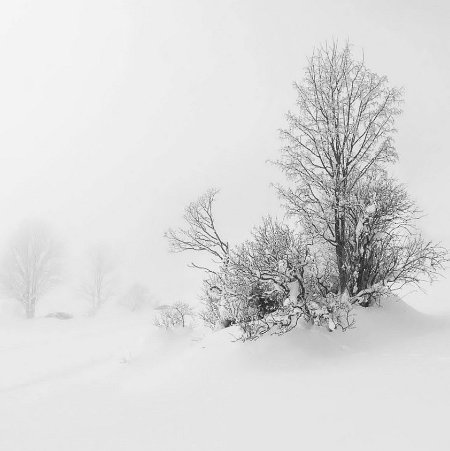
[154,307,178,329]
[154,302,194,329]
[165,190,356,339]
[239,292,354,340]
[166,180,445,340]
[247,282,283,319]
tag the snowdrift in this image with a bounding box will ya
[1,298,449,451]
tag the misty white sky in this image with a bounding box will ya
[0,0,448,305]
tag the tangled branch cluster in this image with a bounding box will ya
[166,42,447,340]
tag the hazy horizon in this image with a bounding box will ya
[0,0,448,308]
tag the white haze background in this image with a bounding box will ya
[0,0,448,309]
[1,3,450,451]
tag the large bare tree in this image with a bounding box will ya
[167,43,447,338]
[277,42,403,295]
[1,221,61,318]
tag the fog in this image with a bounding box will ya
[1,3,450,450]
[0,0,448,308]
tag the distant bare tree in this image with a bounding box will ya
[120,283,152,311]
[81,245,115,314]
[1,221,61,318]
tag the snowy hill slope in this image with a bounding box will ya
[1,299,450,451]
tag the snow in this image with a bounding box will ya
[365,202,377,215]
[1,300,450,450]
[287,279,300,304]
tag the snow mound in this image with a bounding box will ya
[178,297,445,370]
[1,299,450,451]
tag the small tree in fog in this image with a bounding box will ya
[154,306,178,329]
[81,245,115,314]
[1,221,61,318]
[120,283,152,311]
[172,301,194,327]
[154,302,193,329]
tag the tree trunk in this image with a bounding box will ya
[335,201,348,295]
[26,299,36,319]
[336,242,347,294]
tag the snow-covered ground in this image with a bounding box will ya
[1,299,450,451]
